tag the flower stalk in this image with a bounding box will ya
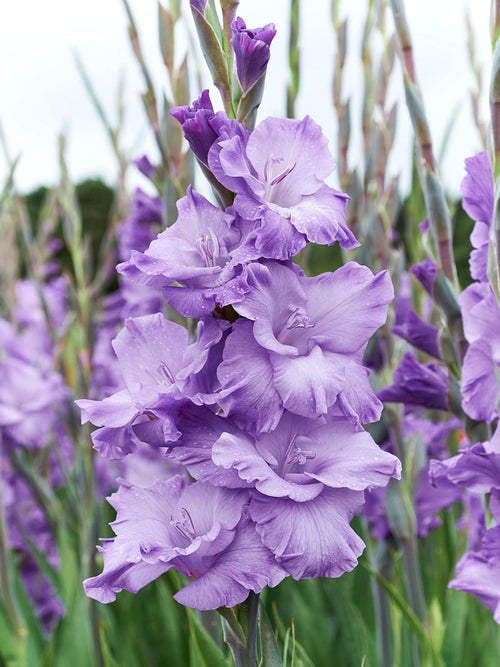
[389,0,458,286]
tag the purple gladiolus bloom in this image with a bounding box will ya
[461,151,494,282]
[118,187,256,317]
[392,311,442,359]
[209,412,401,579]
[459,282,500,422]
[411,258,438,297]
[0,357,70,449]
[83,476,285,609]
[431,427,500,495]
[415,462,463,536]
[231,17,276,92]
[449,493,500,624]
[170,90,243,169]
[77,312,230,457]
[391,272,441,358]
[208,115,358,259]
[2,455,66,634]
[217,261,393,432]
[190,0,207,14]
[378,353,449,411]
[77,313,191,457]
[450,546,500,623]
[133,155,156,181]
[363,413,463,539]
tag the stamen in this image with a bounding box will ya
[278,434,298,475]
[264,154,278,183]
[196,228,220,267]
[285,307,315,331]
[144,361,175,386]
[158,361,175,384]
[287,448,316,466]
[271,161,296,186]
[171,507,196,541]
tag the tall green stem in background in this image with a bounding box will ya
[389,0,458,287]
[489,1,500,302]
[0,434,21,636]
[287,0,300,118]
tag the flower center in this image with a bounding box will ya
[145,360,175,388]
[287,447,316,466]
[196,228,220,267]
[171,507,196,541]
[263,155,297,203]
[279,434,316,476]
[285,306,314,331]
[277,306,315,347]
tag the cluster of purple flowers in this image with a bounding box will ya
[0,273,72,634]
[362,270,465,542]
[432,152,500,622]
[78,19,401,609]
[377,150,500,624]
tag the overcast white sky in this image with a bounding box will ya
[0,0,491,195]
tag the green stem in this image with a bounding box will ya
[0,435,20,634]
[286,0,300,118]
[371,540,393,666]
[218,593,260,667]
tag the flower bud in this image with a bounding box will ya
[231,17,276,93]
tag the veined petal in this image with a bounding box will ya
[290,185,358,248]
[174,516,285,610]
[249,488,365,579]
[217,320,283,434]
[270,346,345,418]
[303,263,393,354]
[76,390,138,428]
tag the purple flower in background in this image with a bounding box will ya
[378,353,449,411]
[190,0,207,14]
[83,476,285,609]
[119,187,256,317]
[217,261,393,432]
[133,155,156,181]
[363,413,463,539]
[210,412,401,579]
[461,151,494,282]
[118,188,163,262]
[459,282,500,422]
[209,115,357,258]
[393,272,413,326]
[449,494,500,623]
[0,357,70,449]
[3,277,69,371]
[415,462,463,536]
[2,455,65,634]
[231,17,276,92]
[393,311,442,360]
[431,427,500,495]
[411,259,438,297]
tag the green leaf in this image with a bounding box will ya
[158,3,176,71]
[0,600,25,666]
[258,603,282,667]
[191,6,229,92]
[186,609,230,667]
[11,566,45,659]
[52,594,94,667]
[362,562,445,667]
